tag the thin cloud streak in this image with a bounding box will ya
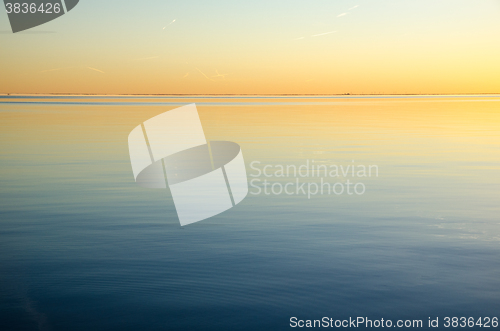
[212,69,230,79]
[87,67,105,74]
[163,19,176,29]
[349,5,359,10]
[337,13,347,17]
[194,67,215,82]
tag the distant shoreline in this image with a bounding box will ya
[1,93,499,97]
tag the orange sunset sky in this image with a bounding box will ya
[1,0,499,95]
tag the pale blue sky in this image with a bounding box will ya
[1,0,499,94]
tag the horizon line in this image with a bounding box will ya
[1,93,500,96]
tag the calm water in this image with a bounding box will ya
[0,95,499,330]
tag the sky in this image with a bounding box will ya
[0,0,499,95]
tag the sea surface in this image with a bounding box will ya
[0,95,499,330]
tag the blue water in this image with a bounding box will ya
[1,96,499,330]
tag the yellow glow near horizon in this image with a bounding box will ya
[1,0,499,94]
